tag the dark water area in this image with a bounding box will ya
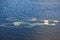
[0,26,60,40]
[0,0,60,40]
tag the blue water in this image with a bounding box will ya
[0,0,60,40]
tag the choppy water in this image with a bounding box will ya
[0,0,60,40]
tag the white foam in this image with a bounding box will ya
[27,18,37,21]
[13,22,23,26]
[30,23,56,26]
[53,20,59,22]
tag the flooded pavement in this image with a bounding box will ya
[0,0,60,40]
